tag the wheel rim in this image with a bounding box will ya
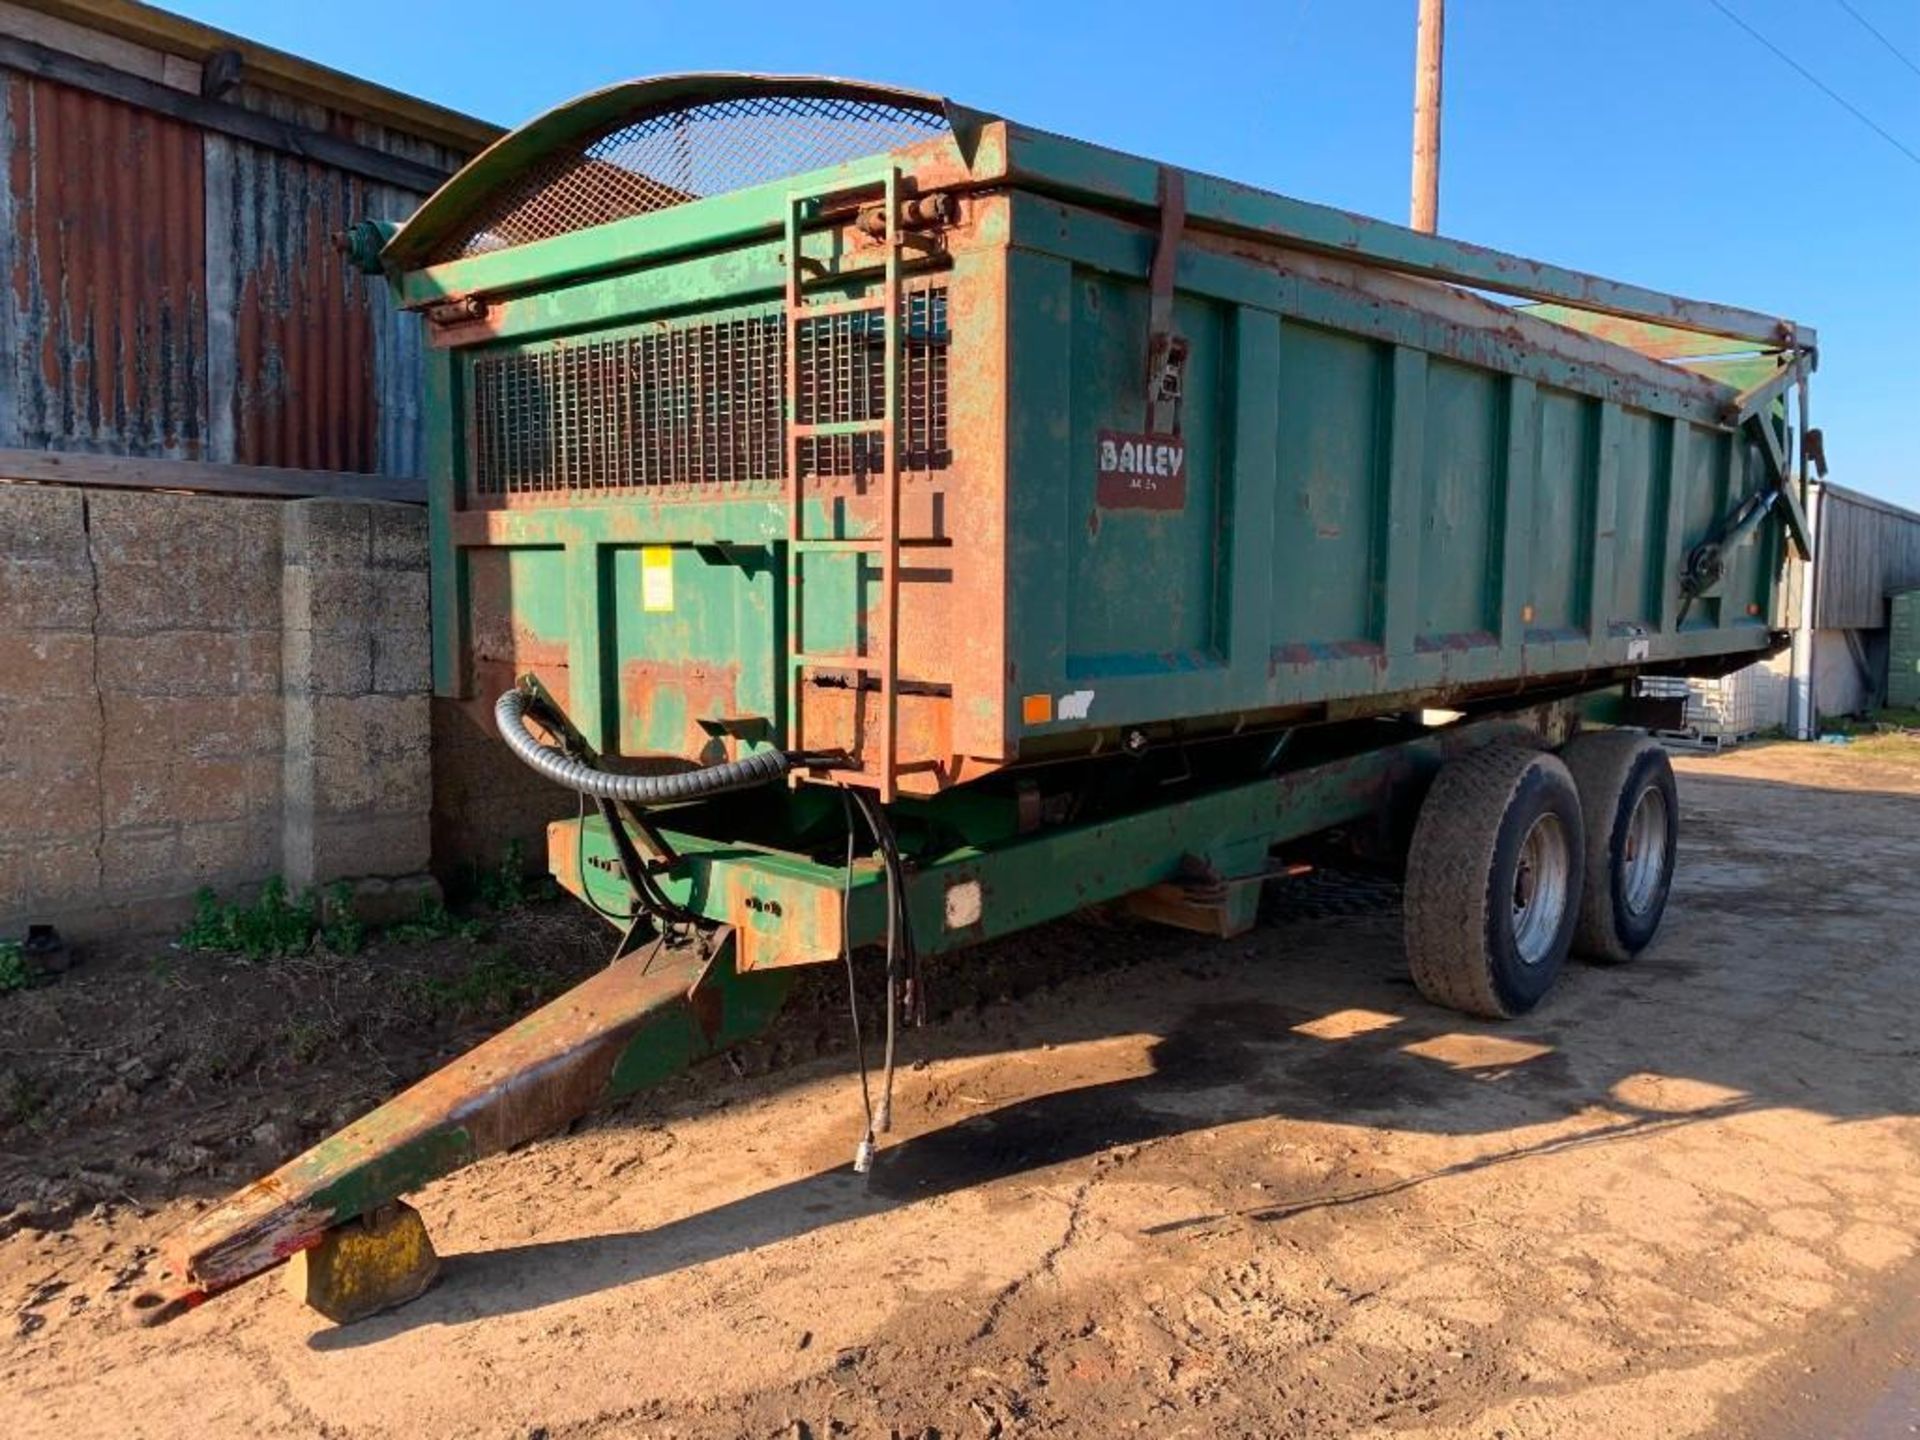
[1620,784,1669,917]
[1510,812,1571,966]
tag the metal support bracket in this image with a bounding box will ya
[1726,351,1816,563]
[1680,487,1779,613]
[1744,414,1813,563]
[1145,166,1189,435]
[1679,343,1817,622]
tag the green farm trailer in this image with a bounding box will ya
[136,74,1819,1324]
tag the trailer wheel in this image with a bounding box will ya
[1404,745,1585,1019]
[1561,731,1678,963]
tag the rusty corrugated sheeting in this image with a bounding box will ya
[1,72,208,455]
[0,67,453,475]
[207,136,427,474]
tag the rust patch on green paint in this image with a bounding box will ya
[616,658,746,763]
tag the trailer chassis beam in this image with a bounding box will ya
[131,929,789,1323]
[554,697,1601,972]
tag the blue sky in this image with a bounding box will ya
[179,0,1920,508]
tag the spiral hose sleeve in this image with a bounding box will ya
[494,688,789,803]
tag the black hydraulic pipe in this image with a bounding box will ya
[495,688,790,803]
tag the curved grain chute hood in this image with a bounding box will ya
[382,73,995,281]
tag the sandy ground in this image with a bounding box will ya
[5,738,1919,1439]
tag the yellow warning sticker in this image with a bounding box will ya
[641,546,674,613]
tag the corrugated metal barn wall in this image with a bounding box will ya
[206,149,426,474]
[0,66,446,474]
[0,74,207,455]
[1814,484,1920,630]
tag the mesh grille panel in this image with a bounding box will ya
[469,288,950,497]
[436,94,950,262]
[794,288,948,478]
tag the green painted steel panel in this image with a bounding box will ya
[403,79,1799,782]
[1529,388,1596,637]
[609,543,780,760]
[1415,359,1501,644]
[1272,324,1383,653]
[995,203,1786,746]
[1607,407,1663,631]
[1066,276,1228,671]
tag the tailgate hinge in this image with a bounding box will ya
[1145,166,1189,435]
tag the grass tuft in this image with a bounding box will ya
[400,948,558,1018]
[0,940,28,995]
[178,877,317,960]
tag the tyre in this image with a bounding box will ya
[1404,744,1586,1019]
[1561,730,1678,964]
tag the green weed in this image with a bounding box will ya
[318,883,367,956]
[401,948,554,1018]
[0,1070,40,1126]
[460,839,555,912]
[179,878,316,960]
[385,895,490,945]
[282,1018,336,1065]
[0,941,27,995]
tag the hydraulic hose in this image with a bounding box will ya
[494,688,790,803]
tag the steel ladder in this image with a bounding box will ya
[782,168,905,801]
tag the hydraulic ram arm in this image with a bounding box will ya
[131,930,789,1323]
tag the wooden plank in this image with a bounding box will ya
[0,0,192,91]
[203,131,238,464]
[0,32,456,193]
[0,65,16,451]
[0,448,425,503]
[20,0,499,153]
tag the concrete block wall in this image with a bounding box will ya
[0,484,434,938]
[431,695,573,884]
[92,491,286,908]
[0,486,107,922]
[281,501,432,890]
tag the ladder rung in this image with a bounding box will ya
[790,419,886,439]
[793,537,887,553]
[791,297,884,321]
[793,653,884,673]
[788,559,890,581]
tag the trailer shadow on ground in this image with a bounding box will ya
[299,759,1920,1348]
[306,993,1774,1350]
[6,757,1916,1353]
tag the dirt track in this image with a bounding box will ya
[6,739,1920,1438]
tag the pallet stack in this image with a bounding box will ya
[1644,663,1784,750]
[1891,589,1920,711]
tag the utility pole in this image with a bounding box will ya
[1410,0,1445,233]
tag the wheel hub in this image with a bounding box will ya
[1511,812,1571,966]
[1621,784,1669,916]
